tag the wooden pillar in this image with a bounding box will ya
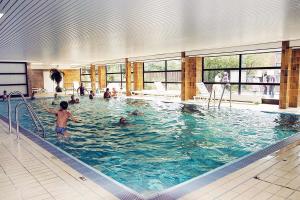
[181,52,201,101]
[133,62,143,91]
[279,41,292,109]
[289,49,300,107]
[90,64,96,92]
[98,65,106,90]
[125,58,132,96]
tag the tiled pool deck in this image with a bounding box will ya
[0,96,300,200]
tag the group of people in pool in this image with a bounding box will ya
[43,83,143,140]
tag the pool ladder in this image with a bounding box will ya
[208,83,232,109]
[8,91,45,138]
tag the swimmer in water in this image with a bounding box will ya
[119,117,127,125]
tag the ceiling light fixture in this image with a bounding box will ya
[0,13,4,19]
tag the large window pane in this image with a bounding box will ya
[144,72,165,82]
[166,71,181,82]
[106,64,121,73]
[81,75,91,82]
[242,52,281,68]
[241,69,280,83]
[204,55,239,69]
[81,67,90,74]
[144,61,165,71]
[167,83,181,91]
[203,70,239,83]
[241,85,279,99]
[144,83,156,90]
[167,60,181,70]
[107,74,121,82]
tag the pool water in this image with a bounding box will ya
[0,97,299,195]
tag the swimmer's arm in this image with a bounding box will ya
[45,107,57,114]
[69,113,79,123]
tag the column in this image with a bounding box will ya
[133,62,143,91]
[279,41,292,109]
[125,58,132,96]
[90,64,96,93]
[289,49,300,107]
[98,65,106,90]
[181,52,202,101]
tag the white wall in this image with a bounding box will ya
[0,63,28,95]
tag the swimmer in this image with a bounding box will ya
[130,109,144,116]
[104,88,111,99]
[75,98,80,104]
[2,90,7,101]
[44,101,78,139]
[68,95,76,104]
[119,117,127,125]
[89,91,94,100]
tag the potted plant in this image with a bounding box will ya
[50,68,64,92]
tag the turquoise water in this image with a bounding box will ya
[0,97,299,195]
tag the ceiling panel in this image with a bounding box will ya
[0,0,300,66]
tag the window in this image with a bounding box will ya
[143,59,181,91]
[106,63,133,89]
[203,52,281,99]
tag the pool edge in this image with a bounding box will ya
[0,114,144,200]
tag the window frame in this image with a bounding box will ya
[202,51,281,94]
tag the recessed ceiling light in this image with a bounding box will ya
[0,13,4,19]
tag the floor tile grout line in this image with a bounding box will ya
[16,131,108,199]
[2,142,57,200]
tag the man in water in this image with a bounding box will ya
[119,117,127,125]
[89,91,94,100]
[104,88,111,99]
[44,101,78,139]
[68,95,76,104]
[2,90,7,101]
[77,83,85,96]
[130,110,144,116]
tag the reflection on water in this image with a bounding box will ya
[0,97,299,194]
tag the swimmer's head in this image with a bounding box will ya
[60,101,68,110]
[106,88,109,92]
[75,98,80,103]
[119,117,126,124]
[71,95,75,100]
[132,110,139,115]
[54,93,58,98]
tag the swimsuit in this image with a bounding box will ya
[55,127,67,135]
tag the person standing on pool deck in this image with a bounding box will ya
[77,83,85,96]
[44,101,78,139]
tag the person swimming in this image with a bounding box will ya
[75,98,80,103]
[2,90,7,101]
[130,109,144,116]
[89,91,94,100]
[68,95,76,104]
[119,117,127,125]
[104,88,111,99]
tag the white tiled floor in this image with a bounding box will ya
[0,120,117,200]
[180,142,300,200]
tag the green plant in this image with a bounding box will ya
[49,68,64,92]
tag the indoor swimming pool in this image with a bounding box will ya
[0,97,299,196]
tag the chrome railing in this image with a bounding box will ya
[208,84,232,109]
[8,91,45,137]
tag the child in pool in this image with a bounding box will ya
[44,101,78,139]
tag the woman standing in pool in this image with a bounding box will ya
[44,101,78,139]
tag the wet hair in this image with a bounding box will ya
[60,101,68,110]
[106,88,109,92]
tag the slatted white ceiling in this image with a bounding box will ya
[0,0,300,66]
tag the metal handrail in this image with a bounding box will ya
[8,91,27,133]
[8,91,45,138]
[15,102,46,138]
[218,83,232,109]
[208,84,232,109]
